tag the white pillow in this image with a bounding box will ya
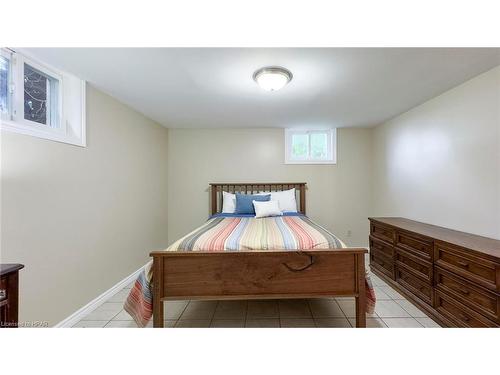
[253,200,283,218]
[222,191,236,213]
[269,188,298,212]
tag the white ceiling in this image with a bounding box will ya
[22,48,500,128]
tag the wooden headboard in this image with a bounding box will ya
[210,183,307,215]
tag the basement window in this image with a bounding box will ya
[0,51,10,117]
[0,48,86,147]
[285,128,337,164]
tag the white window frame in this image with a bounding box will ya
[1,48,86,147]
[285,128,337,165]
[0,49,14,119]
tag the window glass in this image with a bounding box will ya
[291,133,309,159]
[0,56,8,116]
[24,63,49,125]
[310,132,328,159]
[24,63,59,127]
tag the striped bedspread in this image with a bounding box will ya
[124,214,376,327]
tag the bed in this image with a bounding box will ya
[124,183,375,328]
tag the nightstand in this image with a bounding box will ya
[1,264,24,328]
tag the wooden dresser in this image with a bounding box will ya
[369,218,499,327]
[0,264,24,328]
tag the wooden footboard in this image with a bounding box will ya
[150,248,367,328]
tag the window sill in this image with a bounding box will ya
[284,160,337,165]
[1,119,86,147]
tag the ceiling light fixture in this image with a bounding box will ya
[253,66,293,91]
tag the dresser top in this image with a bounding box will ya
[369,217,500,260]
[0,264,25,277]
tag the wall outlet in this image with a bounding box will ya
[347,230,352,237]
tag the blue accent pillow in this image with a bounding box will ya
[234,193,271,215]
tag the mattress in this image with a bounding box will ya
[167,213,345,252]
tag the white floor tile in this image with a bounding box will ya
[245,319,280,328]
[379,286,405,299]
[180,301,217,320]
[382,318,423,328]
[213,301,247,319]
[112,310,134,321]
[280,319,316,328]
[247,300,279,319]
[278,300,312,318]
[308,299,345,318]
[96,302,124,312]
[416,317,441,328]
[72,321,108,328]
[164,300,189,319]
[108,289,130,303]
[106,320,175,328]
[373,287,392,300]
[210,319,245,328]
[314,318,351,328]
[82,307,121,321]
[105,320,139,328]
[176,319,211,328]
[374,300,411,318]
[368,274,388,287]
[348,317,387,328]
[336,299,377,318]
[396,300,428,318]
[71,279,442,329]
[148,320,176,328]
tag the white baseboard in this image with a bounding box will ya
[55,267,142,328]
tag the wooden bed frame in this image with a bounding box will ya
[150,183,367,327]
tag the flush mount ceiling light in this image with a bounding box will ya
[253,66,293,91]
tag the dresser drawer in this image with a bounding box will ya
[369,236,393,258]
[370,249,394,279]
[435,241,498,291]
[370,222,394,244]
[0,276,7,302]
[396,268,432,305]
[395,248,432,283]
[395,230,433,261]
[435,267,499,323]
[435,290,498,327]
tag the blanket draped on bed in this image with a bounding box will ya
[124,215,376,327]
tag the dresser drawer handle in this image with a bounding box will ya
[458,313,470,322]
[458,287,470,295]
[456,260,469,267]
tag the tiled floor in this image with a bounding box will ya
[72,256,441,328]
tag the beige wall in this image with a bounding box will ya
[372,65,500,239]
[167,127,372,247]
[0,85,169,326]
